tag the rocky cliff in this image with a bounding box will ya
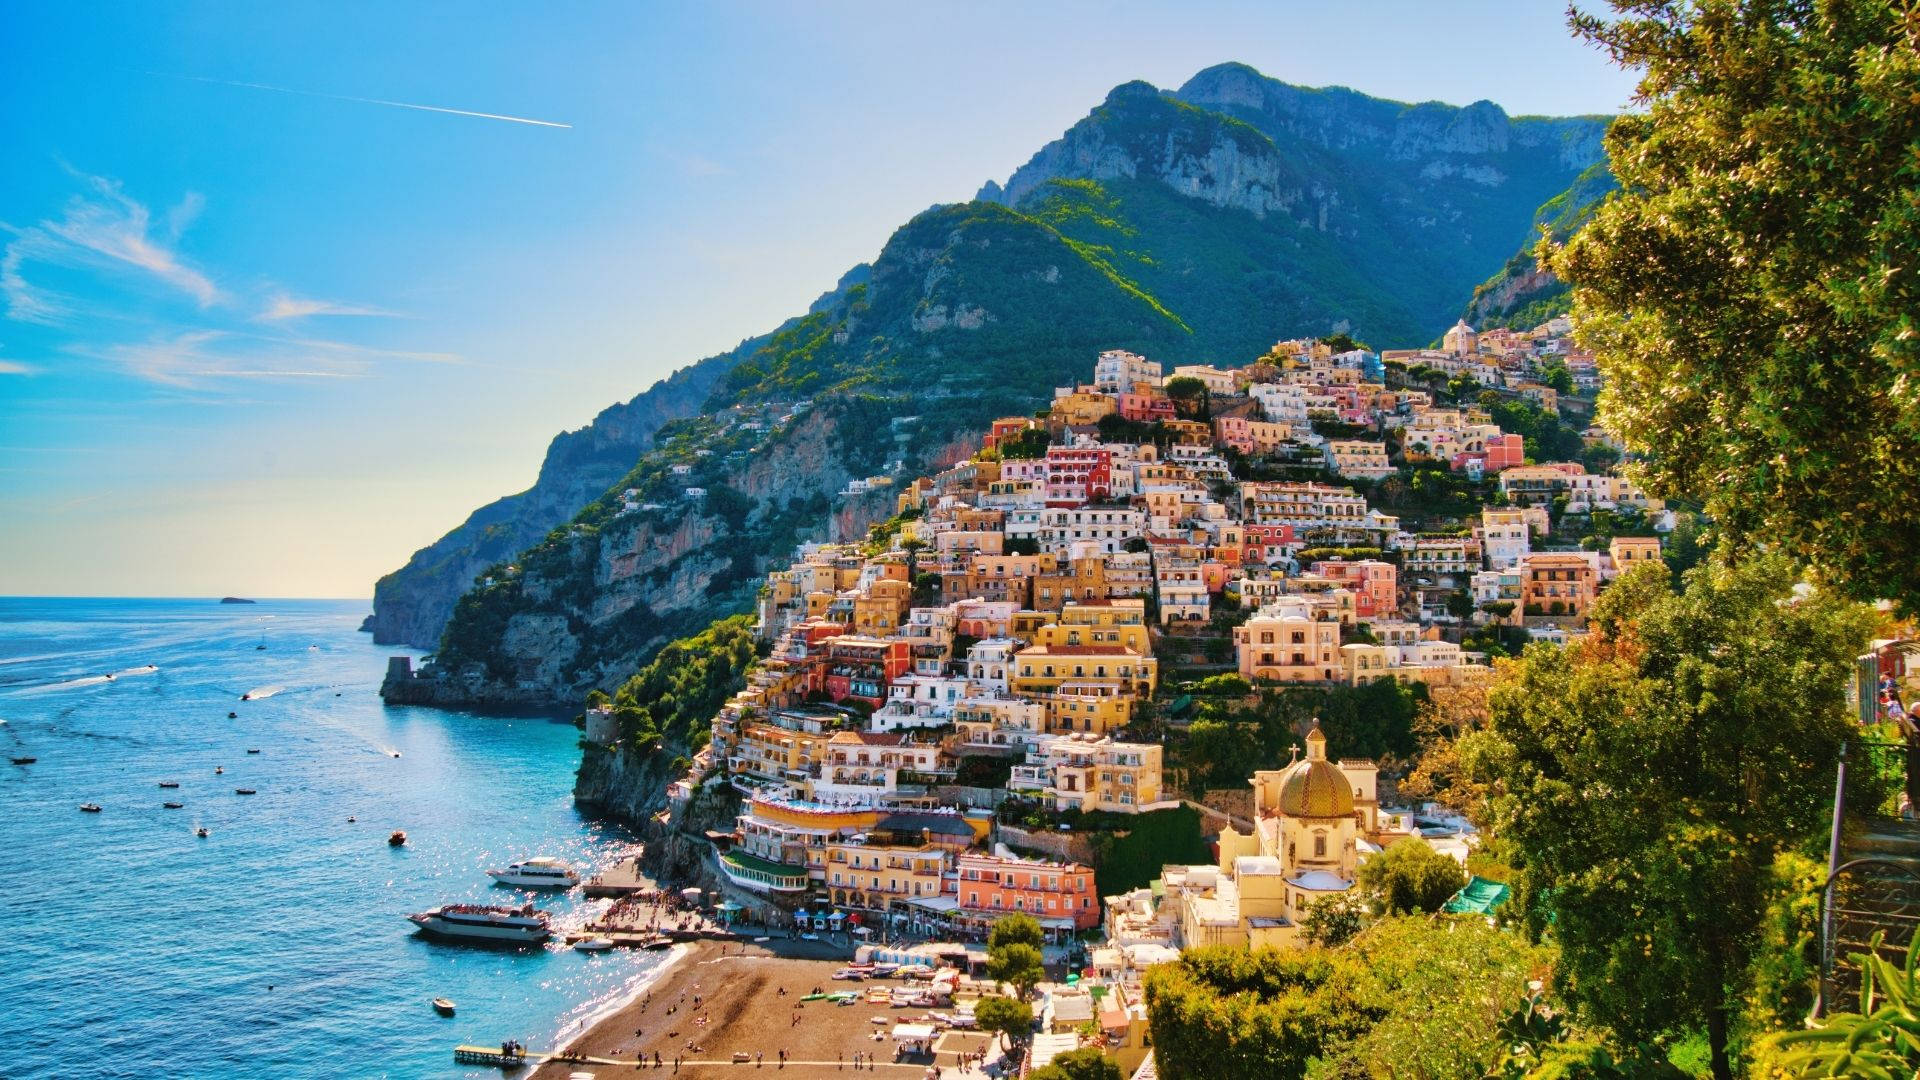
[367,266,871,648]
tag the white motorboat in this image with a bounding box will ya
[574,937,615,952]
[407,903,551,944]
[485,856,581,889]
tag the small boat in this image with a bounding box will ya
[163,801,184,809]
[10,757,35,765]
[389,751,401,759]
[640,934,673,951]
[255,644,266,651]
[432,998,457,1016]
[346,816,356,823]
[246,748,260,754]
[215,767,224,774]
[227,712,237,719]
[196,827,210,838]
[234,788,256,795]
[158,781,180,788]
[389,830,407,847]
[79,803,102,813]
[573,937,615,952]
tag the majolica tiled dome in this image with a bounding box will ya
[1276,722,1353,819]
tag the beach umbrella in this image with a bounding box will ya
[853,926,873,936]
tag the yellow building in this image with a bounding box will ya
[1043,683,1135,735]
[1051,390,1119,427]
[852,578,912,636]
[1013,645,1158,700]
[1010,734,1165,812]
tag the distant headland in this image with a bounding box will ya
[218,597,257,605]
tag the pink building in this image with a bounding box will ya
[1043,447,1113,505]
[1453,433,1525,474]
[1309,558,1398,621]
[1118,389,1175,424]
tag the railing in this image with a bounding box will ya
[1819,737,1919,1015]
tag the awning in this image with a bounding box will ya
[1442,875,1511,915]
[891,1023,937,1041]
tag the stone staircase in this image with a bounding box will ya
[1824,820,1920,1009]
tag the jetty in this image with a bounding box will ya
[453,1044,534,1067]
[581,854,651,898]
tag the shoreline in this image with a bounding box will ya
[528,935,997,1079]
[549,940,696,1052]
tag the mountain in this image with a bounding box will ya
[1463,162,1616,330]
[376,62,1610,705]
[367,266,870,647]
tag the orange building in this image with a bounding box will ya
[955,851,1100,933]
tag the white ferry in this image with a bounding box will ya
[485,856,581,889]
[407,903,552,944]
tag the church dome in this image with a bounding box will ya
[1276,723,1354,819]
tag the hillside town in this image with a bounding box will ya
[573,319,1677,1073]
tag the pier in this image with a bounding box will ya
[581,854,651,898]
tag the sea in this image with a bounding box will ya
[0,597,674,1079]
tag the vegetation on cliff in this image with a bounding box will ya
[593,615,762,756]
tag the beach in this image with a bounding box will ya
[532,938,1004,1078]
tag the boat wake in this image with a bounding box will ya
[239,685,285,701]
[112,665,160,678]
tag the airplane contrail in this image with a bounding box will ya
[151,72,572,129]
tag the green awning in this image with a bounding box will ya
[1442,875,1511,915]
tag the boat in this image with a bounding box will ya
[573,937,615,952]
[10,757,34,765]
[432,998,457,1016]
[79,803,102,813]
[406,903,552,944]
[234,788,256,795]
[158,781,180,788]
[639,934,673,950]
[389,830,407,846]
[246,748,260,754]
[163,801,184,809]
[215,766,224,774]
[227,712,237,719]
[196,827,210,838]
[486,856,581,889]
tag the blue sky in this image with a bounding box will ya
[0,1,1639,599]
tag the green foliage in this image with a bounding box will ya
[1299,894,1363,948]
[1084,806,1211,896]
[1143,917,1549,1080]
[986,941,1045,1001]
[1176,681,1421,791]
[1355,837,1467,916]
[1765,935,1920,1078]
[605,615,759,754]
[1554,0,1920,613]
[1461,554,1877,1078]
[974,994,1035,1044]
[988,912,1045,953]
[1028,1048,1123,1080]
[999,426,1053,460]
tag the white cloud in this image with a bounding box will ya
[259,292,399,321]
[3,173,221,321]
[81,329,460,387]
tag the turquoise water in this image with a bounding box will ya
[0,598,669,1079]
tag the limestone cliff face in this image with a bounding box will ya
[387,402,903,707]
[993,81,1311,222]
[367,265,873,649]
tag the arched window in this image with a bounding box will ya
[1313,832,1327,858]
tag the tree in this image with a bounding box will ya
[987,942,1045,1000]
[987,917,1047,1000]
[1300,894,1363,948]
[1444,588,1476,621]
[973,994,1034,1049]
[1028,1048,1123,1080]
[988,912,1044,952]
[1460,554,1876,1080]
[1355,837,1466,916]
[1552,0,1920,612]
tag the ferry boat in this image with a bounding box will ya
[407,903,552,944]
[485,856,580,889]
